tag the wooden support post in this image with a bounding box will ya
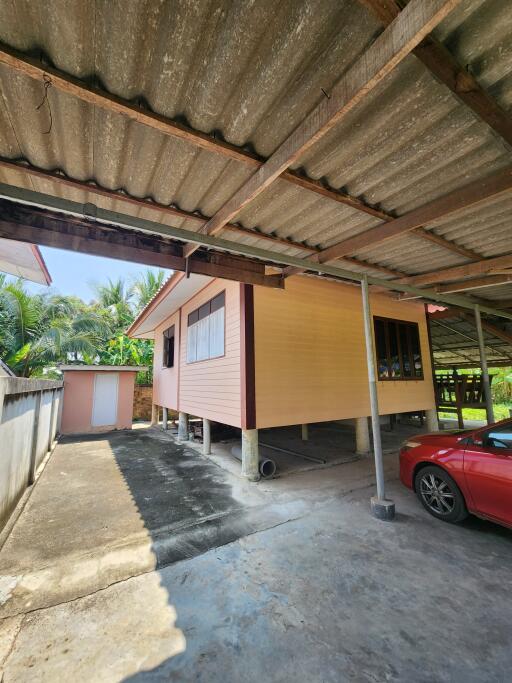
[474,305,495,424]
[178,412,189,441]
[301,424,309,441]
[162,407,168,431]
[203,418,211,456]
[361,275,395,520]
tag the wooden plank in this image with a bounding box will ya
[401,253,512,287]
[185,0,462,255]
[436,274,512,293]
[410,227,481,261]
[315,167,512,264]
[0,203,283,288]
[359,0,512,148]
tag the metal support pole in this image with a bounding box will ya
[203,418,211,455]
[361,275,395,520]
[474,305,494,424]
[301,424,309,441]
[162,407,168,430]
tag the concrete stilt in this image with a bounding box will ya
[355,416,370,455]
[425,408,439,433]
[241,429,260,482]
[150,404,158,427]
[361,275,395,521]
[162,407,168,430]
[178,412,189,441]
[301,424,309,441]
[203,418,211,455]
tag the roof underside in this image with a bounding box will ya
[0,1,511,328]
[0,238,50,284]
[430,312,512,367]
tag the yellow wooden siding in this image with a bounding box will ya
[179,279,242,427]
[254,276,435,429]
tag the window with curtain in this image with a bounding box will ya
[373,317,423,380]
[162,325,175,368]
[187,291,225,363]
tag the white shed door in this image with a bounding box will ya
[91,373,119,426]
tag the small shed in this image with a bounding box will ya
[60,366,147,435]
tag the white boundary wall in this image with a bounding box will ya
[0,377,63,530]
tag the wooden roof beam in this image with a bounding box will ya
[183,0,463,258]
[0,202,283,289]
[400,252,512,287]
[359,0,512,148]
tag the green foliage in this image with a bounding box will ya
[0,269,167,381]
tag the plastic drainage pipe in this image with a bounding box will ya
[230,445,277,478]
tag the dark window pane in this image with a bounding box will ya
[399,324,412,377]
[409,325,423,377]
[198,302,210,321]
[162,325,175,368]
[374,319,389,379]
[188,310,198,326]
[388,322,401,378]
[211,291,225,313]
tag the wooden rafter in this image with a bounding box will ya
[182,0,463,258]
[0,201,284,289]
[359,0,512,148]
[400,253,512,287]
[399,274,512,299]
[308,167,512,265]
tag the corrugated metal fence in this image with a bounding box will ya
[0,377,63,531]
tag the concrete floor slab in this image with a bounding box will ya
[1,426,511,681]
[2,480,511,682]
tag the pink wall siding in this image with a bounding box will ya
[178,280,241,427]
[153,311,180,411]
[61,371,136,434]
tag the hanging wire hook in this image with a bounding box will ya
[35,74,53,134]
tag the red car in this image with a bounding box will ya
[400,418,512,528]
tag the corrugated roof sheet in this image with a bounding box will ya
[0,0,510,304]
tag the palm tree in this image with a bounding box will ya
[91,278,134,334]
[0,279,109,376]
[130,270,166,312]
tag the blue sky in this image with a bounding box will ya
[25,247,170,302]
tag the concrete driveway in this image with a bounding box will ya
[0,427,511,682]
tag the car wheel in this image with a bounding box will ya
[414,465,468,523]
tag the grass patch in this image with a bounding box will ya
[439,403,512,422]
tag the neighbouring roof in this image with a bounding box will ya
[429,311,512,368]
[128,273,212,339]
[59,365,148,372]
[0,239,51,285]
